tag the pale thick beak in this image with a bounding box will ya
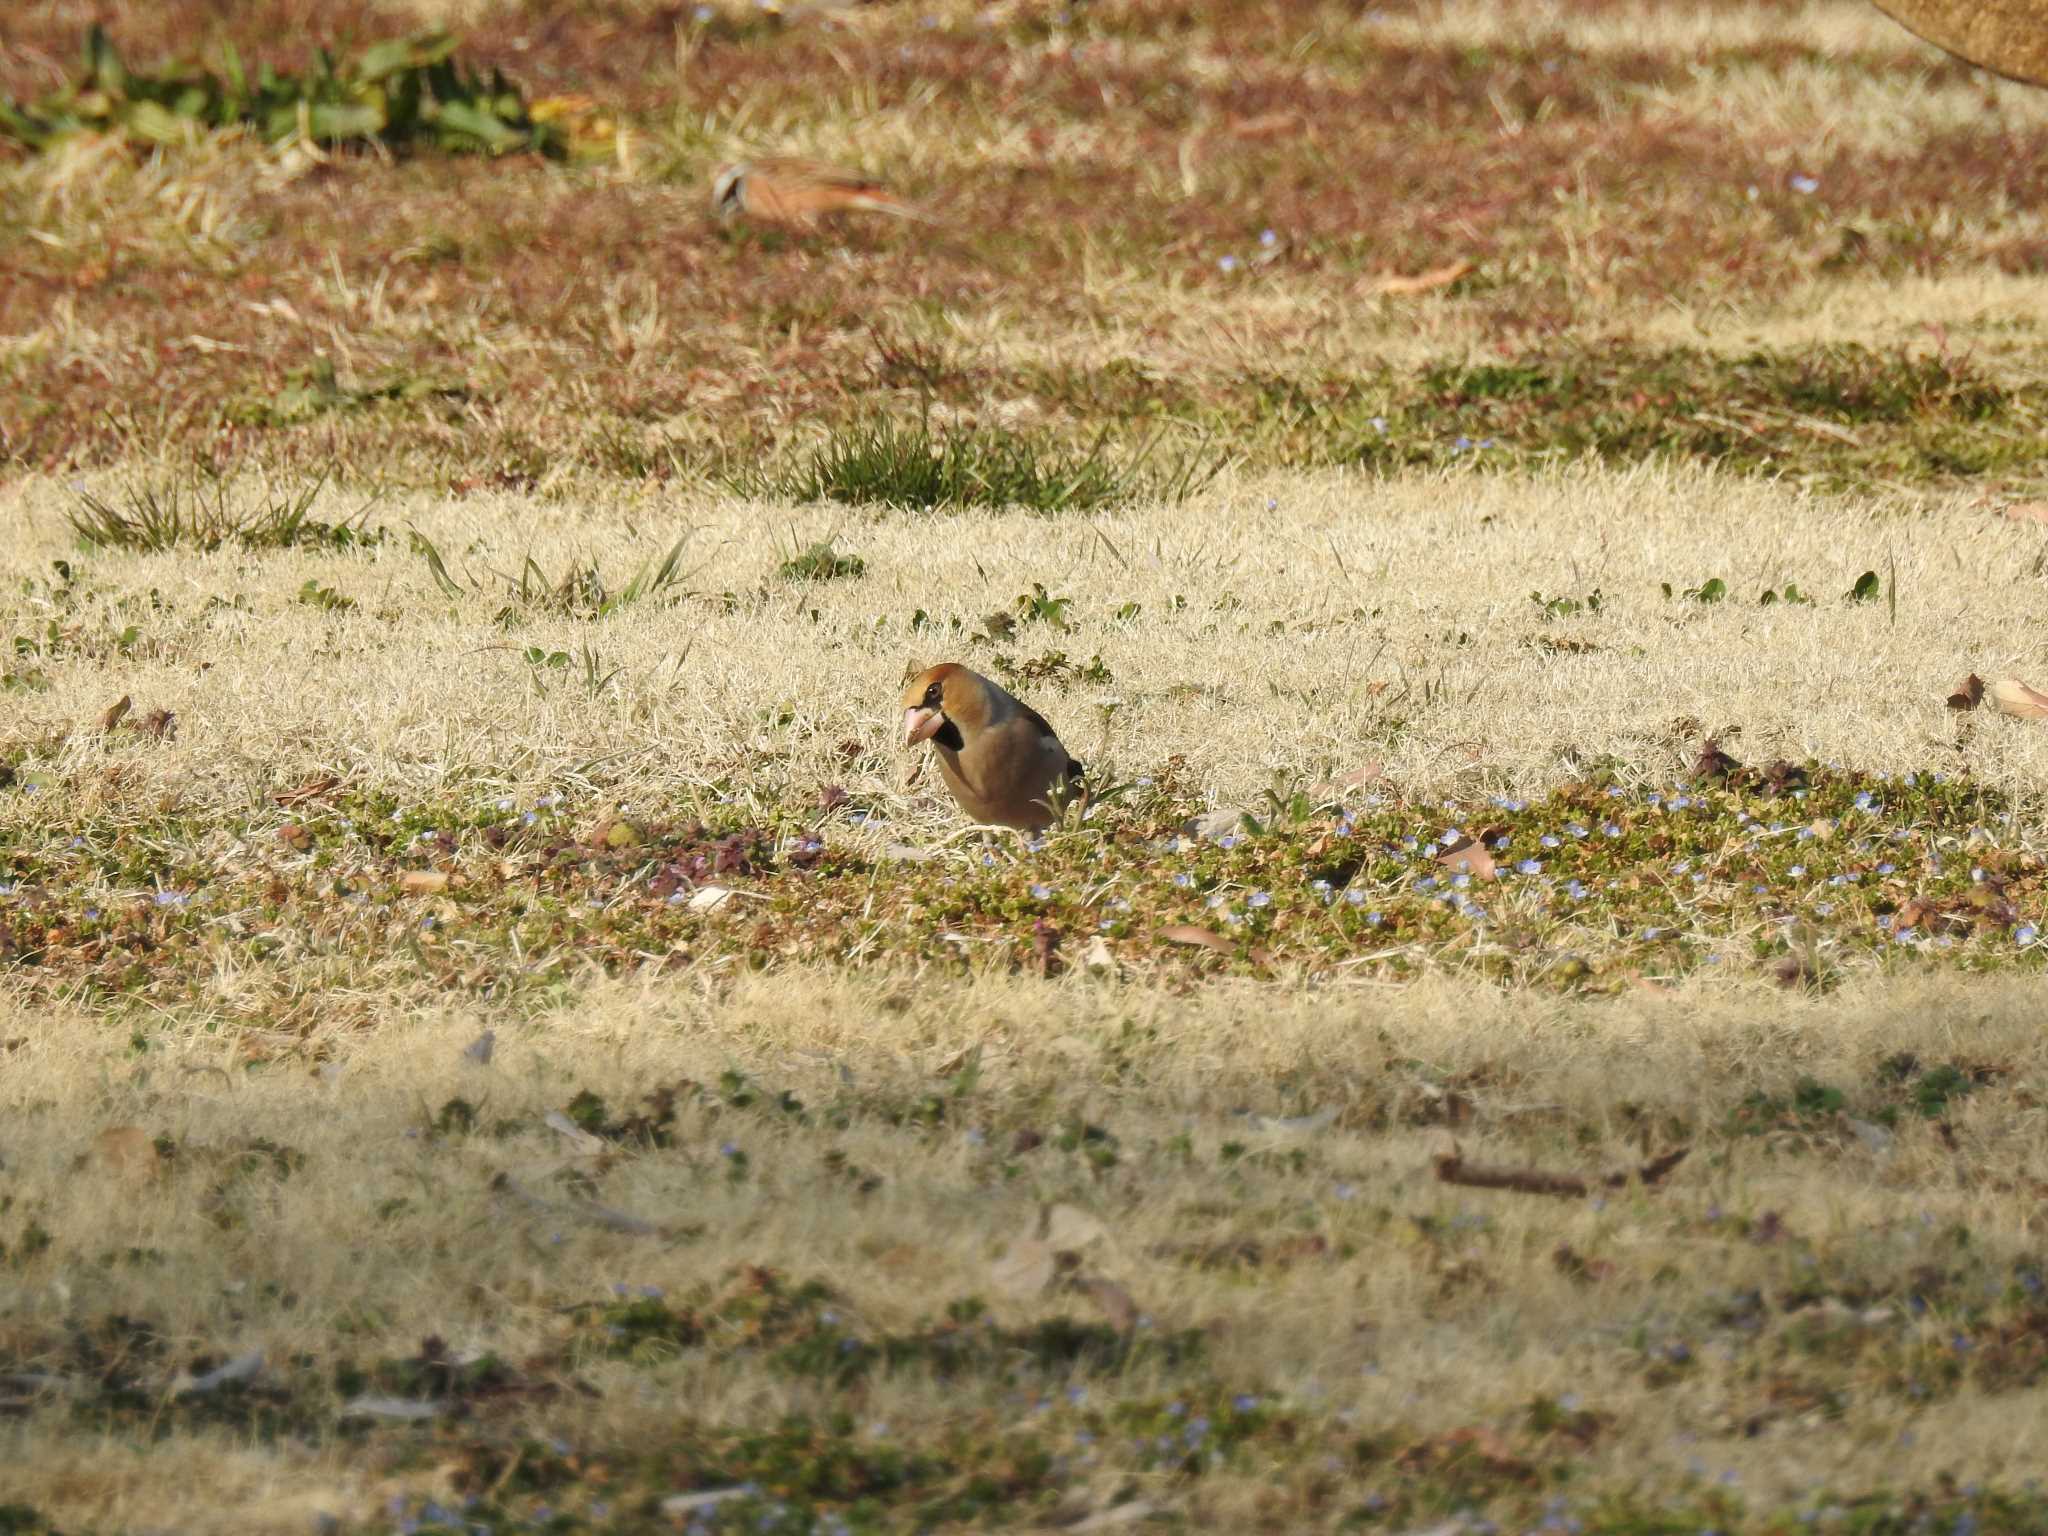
[903,706,944,747]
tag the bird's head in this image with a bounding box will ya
[899,662,979,751]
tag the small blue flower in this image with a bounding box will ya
[1030,883,1052,899]
[1567,823,1588,838]
[1249,890,1270,907]
[1540,834,1559,849]
[1218,834,1239,850]
[1234,1393,1258,1412]
[720,1141,740,1157]
[1878,862,1895,875]
[2018,925,2039,946]
[1369,416,1388,433]
[1218,255,1240,273]
[1789,172,1819,194]
[1259,228,1277,247]
[1788,865,1805,878]
[1603,822,1622,838]
[1516,859,1541,875]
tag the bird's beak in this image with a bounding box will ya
[903,706,944,747]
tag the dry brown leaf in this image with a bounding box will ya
[98,696,132,733]
[1436,836,1498,881]
[1074,1276,1138,1331]
[134,708,177,741]
[1947,673,1984,711]
[2002,501,2048,525]
[400,871,451,895]
[1228,109,1301,140]
[1157,924,1230,951]
[274,776,343,807]
[1988,677,2048,720]
[277,824,312,852]
[1370,258,1474,296]
[95,1125,160,1181]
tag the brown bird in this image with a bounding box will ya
[710,157,931,230]
[900,663,1083,832]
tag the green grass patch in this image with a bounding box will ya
[739,416,1219,514]
[776,540,866,584]
[2,763,2042,1017]
[65,474,381,554]
[0,26,569,157]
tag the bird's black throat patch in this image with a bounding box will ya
[933,718,964,752]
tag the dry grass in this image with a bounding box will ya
[7,965,2048,1531]
[4,462,2048,813]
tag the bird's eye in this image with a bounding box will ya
[922,683,943,708]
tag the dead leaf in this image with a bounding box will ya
[277,823,312,852]
[688,885,734,914]
[1988,677,2048,720]
[400,871,450,895]
[1033,918,1060,977]
[1045,1203,1109,1251]
[1073,1276,1138,1331]
[990,1238,1057,1299]
[1342,760,1385,788]
[2002,501,2048,525]
[1436,836,1497,881]
[1552,1243,1616,1283]
[1183,806,1247,841]
[1227,109,1300,139]
[1370,258,1473,296]
[1395,1425,1531,1480]
[541,1110,606,1154]
[1157,924,1230,951]
[98,696,132,733]
[134,708,177,741]
[1947,673,1984,710]
[95,1125,159,1181]
[275,776,343,807]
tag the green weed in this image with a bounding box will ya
[65,474,376,554]
[0,26,568,157]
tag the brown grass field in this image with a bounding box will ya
[6,1,2048,1532]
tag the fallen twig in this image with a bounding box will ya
[1434,1142,1688,1198]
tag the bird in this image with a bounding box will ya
[710,157,931,230]
[900,663,1083,832]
